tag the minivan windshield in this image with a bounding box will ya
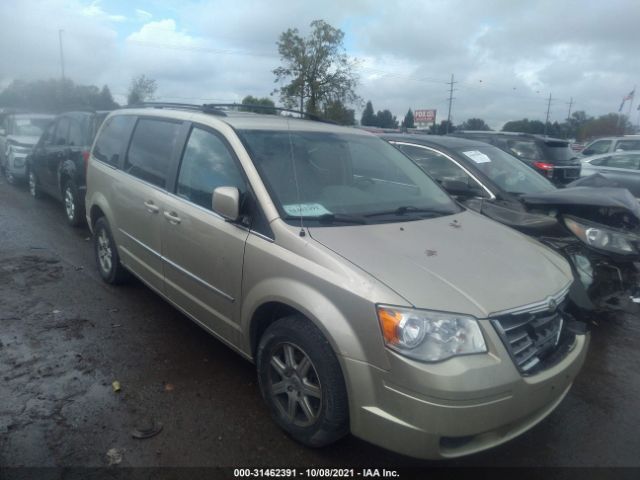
[455,145,556,195]
[239,130,460,224]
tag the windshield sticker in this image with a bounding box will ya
[16,119,32,126]
[283,203,332,217]
[463,150,491,164]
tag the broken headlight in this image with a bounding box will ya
[564,216,639,256]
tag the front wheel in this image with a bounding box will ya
[93,217,130,284]
[257,315,349,447]
[63,180,85,227]
[5,156,16,185]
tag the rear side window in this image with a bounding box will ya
[616,140,640,151]
[177,127,246,210]
[68,118,87,146]
[54,117,70,145]
[124,118,181,189]
[588,156,609,166]
[506,140,542,160]
[93,115,136,167]
[604,154,640,170]
[584,140,611,155]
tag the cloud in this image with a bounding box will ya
[135,9,153,21]
[0,0,638,128]
[81,0,126,23]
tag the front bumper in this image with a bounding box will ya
[343,328,589,459]
[6,152,29,178]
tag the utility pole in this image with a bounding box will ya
[445,74,457,134]
[566,97,573,121]
[58,29,65,80]
[544,93,552,136]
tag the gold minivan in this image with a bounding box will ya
[85,105,588,459]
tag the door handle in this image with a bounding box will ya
[163,211,181,224]
[143,200,159,214]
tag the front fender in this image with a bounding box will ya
[241,278,370,363]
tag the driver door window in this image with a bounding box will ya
[176,127,246,211]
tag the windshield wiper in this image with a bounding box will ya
[364,206,452,218]
[283,214,368,225]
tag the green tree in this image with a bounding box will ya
[0,78,119,112]
[273,19,359,116]
[580,113,634,139]
[361,100,376,126]
[458,118,491,131]
[240,95,276,114]
[376,110,398,129]
[97,85,118,110]
[323,99,355,125]
[402,109,415,129]
[127,74,157,105]
[429,120,455,135]
[502,118,545,134]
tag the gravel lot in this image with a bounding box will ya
[1,176,639,469]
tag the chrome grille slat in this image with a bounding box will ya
[491,293,573,375]
[512,339,534,356]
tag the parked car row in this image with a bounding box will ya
[450,131,582,186]
[380,134,640,315]
[6,102,634,461]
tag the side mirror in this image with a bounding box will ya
[0,128,5,136]
[441,178,476,197]
[212,186,240,221]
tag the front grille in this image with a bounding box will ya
[491,295,575,375]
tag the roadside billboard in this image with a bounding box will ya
[414,109,436,125]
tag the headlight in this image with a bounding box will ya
[564,216,638,255]
[377,305,487,362]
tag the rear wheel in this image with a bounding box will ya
[257,315,349,447]
[28,168,42,198]
[94,217,130,284]
[63,179,85,227]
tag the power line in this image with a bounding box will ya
[566,97,574,120]
[544,93,552,135]
[58,29,65,80]
[446,74,457,133]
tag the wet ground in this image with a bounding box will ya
[1,176,639,469]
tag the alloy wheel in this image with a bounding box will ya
[64,187,75,221]
[267,342,322,427]
[29,171,37,197]
[97,229,113,274]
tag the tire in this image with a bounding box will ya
[5,156,16,185]
[62,179,85,227]
[28,168,42,199]
[257,315,349,447]
[93,217,130,284]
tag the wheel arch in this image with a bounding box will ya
[242,281,369,366]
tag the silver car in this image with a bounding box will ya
[85,105,588,459]
[581,135,640,157]
[580,150,640,197]
[1,113,55,184]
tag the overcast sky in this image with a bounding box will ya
[1,0,639,128]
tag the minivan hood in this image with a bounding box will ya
[7,135,39,146]
[308,211,571,318]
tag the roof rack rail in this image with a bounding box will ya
[202,103,336,124]
[126,102,228,116]
[126,102,337,124]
